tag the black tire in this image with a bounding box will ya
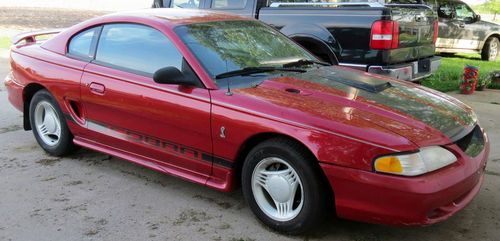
[29,89,76,156]
[481,37,499,61]
[241,138,327,234]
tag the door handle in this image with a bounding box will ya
[459,23,465,28]
[89,82,105,94]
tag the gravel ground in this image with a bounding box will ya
[0,7,107,32]
[1,7,500,241]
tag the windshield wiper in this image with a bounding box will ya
[215,66,306,79]
[282,59,331,68]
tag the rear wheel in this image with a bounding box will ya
[481,37,499,61]
[29,90,76,156]
[241,138,327,234]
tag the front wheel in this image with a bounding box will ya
[241,138,327,234]
[481,37,499,61]
[29,89,76,156]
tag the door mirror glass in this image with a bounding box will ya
[463,17,474,23]
[153,67,195,86]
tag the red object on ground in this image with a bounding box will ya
[4,9,489,227]
[461,65,478,94]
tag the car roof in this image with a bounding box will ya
[40,9,251,56]
[105,8,249,26]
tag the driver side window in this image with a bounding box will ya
[454,2,475,22]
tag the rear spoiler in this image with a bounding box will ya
[12,28,65,45]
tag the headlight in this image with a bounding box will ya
[374,146,457,176]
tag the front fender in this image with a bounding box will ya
[479,32,500,50]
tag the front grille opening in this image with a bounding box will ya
[455,125,485,157]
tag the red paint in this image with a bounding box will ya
[461,65,479,95]
[4,9,489,227]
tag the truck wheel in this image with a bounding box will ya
[29,89,76,156]
[241,138,327,234]
[481,37,499,61]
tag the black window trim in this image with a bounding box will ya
[66,26,103,62]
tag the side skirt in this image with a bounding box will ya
[73,136,234,191]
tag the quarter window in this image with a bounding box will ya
[95,24,184,76]
[212,0,247,9]
[68,27,99,59]
[171,0,200,8]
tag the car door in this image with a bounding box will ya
[79,23,213,178]
[436,1,458,49]
[451,1,482,51]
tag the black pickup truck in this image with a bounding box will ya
[153,0,441,81]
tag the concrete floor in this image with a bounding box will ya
[1,55,499,241]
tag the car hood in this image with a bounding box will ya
[234,66,477,148]
[478,20,500,29]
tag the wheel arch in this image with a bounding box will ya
[279,23,340,64]
[232,132,335,212]
[480,32,500,50]
[22,83,47,130]
[291,35,340,65]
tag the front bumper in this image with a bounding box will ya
[367,56,441,82]
[321,136,489,226]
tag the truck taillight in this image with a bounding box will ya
[370,20,399,50]
[432,20,439,44]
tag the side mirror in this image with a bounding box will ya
[476,14,481,22]
[463,17,474,23]
[153,67,195,86]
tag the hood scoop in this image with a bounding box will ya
[324,74,392,93]
[288,66,394,94]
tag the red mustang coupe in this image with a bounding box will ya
[5,9,489,233]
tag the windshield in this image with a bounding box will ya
[174,20,316,80]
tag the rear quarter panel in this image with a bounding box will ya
[10,44,87,134]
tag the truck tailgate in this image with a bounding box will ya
[389,5,436,48]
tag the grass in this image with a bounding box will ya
[0,36,10,49]
[422,53,500,92]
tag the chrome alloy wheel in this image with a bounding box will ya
[251,157,304,222]
[34,101,62,146]
[490,40,498,60]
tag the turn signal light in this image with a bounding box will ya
[374,156,403,174]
